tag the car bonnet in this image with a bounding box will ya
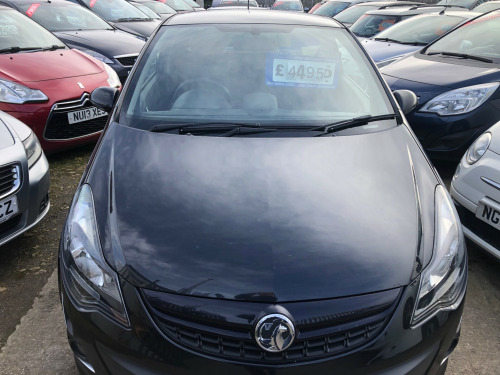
[88,122,431,302]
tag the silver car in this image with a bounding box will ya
[451,121,500,260]
[0,111,50,247]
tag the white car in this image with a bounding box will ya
[451,121,500,260]
[0,111,50,247]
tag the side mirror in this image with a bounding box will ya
[393,89,418,115]
[90,87,120,112]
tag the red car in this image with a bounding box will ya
[0,5,121,153]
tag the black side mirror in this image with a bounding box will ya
[90,87,120,112]
[393,89,418,115]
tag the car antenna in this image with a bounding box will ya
[247,0,250,10]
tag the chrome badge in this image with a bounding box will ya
[77,82,84,89]
[255,314,295,352]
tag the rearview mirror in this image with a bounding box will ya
[393,89,418,115]
[90,87,120,112]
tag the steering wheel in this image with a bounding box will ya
[172,79,231,103]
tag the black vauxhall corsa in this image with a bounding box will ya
[59,9,467,375]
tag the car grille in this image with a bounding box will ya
[142,288,401,364]
[455,202,500,249]
[0,163,21,200]
[115,54,138,67]
[44,93,108,140]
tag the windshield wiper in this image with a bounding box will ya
[0,46,42,54]
[314,114,398,136]
[40,45,66,51]
[117,17,149,22]
[374,37,427,46]
[427,51,493,63]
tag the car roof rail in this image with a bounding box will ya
[378,2,422,9]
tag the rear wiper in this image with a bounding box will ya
[426,51,493,63]
[0,46,42,54]
[314,114,398,136]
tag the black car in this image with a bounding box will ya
[381,10,500,160]
[59,9,467,375]
[0,0,145,84]
[65,0,162,39]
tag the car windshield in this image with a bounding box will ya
[17,3,113,31]
[272,1,304,10]
[0,9,65,51]
[334,4,380,24]
[473,2,500,12]
[80,0,150,21]
[374,14,467,44]
[313,1,350,17]
[219,0,259,6]
[183,0,202,8]
[426,10,500,60]
[350,13,402,37]
[437,0,476,8]
[160,0,193,11]
[133,3,161,18]
[119,23,394,130]
[142,2,177,14]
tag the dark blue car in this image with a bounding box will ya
[381,10,500,160]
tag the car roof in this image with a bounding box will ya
[165,8,345,25]
[363,4,468,15]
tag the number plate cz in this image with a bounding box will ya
[68,107,107,124]
[476,198,500,231]
[0,195,18,224]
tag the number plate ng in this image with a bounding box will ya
[476,198,500,231]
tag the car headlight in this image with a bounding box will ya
[22,132,42,169]
[61,184,129,326]
[80,48,114,64]
[103,62,121,89]
[420,82,499,116]
[465,132,491,165]
[0,78,48,104]
[411,185,467,327]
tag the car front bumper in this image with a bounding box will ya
[59,263,464,375]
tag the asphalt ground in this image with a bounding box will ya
[0,147,499,375]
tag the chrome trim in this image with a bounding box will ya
[114,53,139,67]
[52,93,91,112]
[75,355,96,374]
[0,164,21,201]
[0,201,50,247]
[481,176,500,191]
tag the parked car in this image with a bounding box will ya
[351,4,467,39]
[66,0,162,40]
[59,9,466,375]
[472,0,500,11]
[308,0,327,13]
[381,10,500,160]
[436,0,492,10]
[182,0,206,10]
[0,112,49,247]
[312,0,387,17]
[129,0,163,18]
[157,0,194,12]
[1,0,145,84]
[451,122,500,260]
[271,0,305,10]
[0,5,120,152]
[362,10,477,67]
[333,1,421,27]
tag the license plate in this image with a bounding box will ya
[0,195,19,224]
[476,198,500,231]
[67,107,107,124]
